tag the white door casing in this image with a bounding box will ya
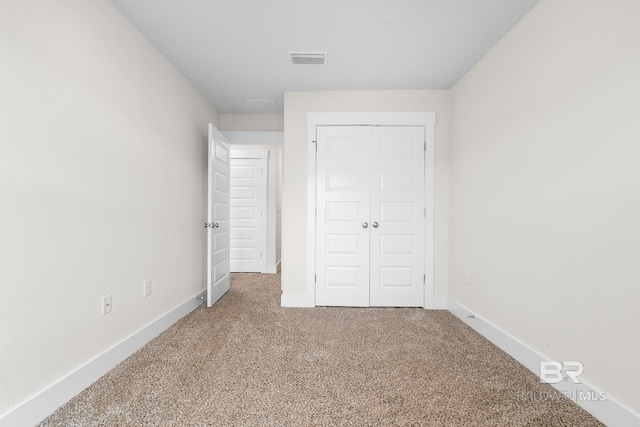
[229,155,267,273]
[306,112,436,309]
[207,123,231,307]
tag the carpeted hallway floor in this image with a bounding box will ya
[40,273,603,426]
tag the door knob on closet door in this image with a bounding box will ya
[372,222,379,228]
[362,222,369,229]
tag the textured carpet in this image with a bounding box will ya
[40,273,603,426]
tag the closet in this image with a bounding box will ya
[315,125,426,307]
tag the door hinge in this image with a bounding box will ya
[424,141,427,151]
[315,207,317,217]
[260,252,263,258]
[424,208,427,217]
[314,274,317,283]
[313,140,317,151]
[423,275,426,284]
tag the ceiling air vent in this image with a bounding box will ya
[288,51,327,66]
[245,99,277,109]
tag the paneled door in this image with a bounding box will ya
[315,126,425,307]
[229,157,267,273]
[369,127,425,306]
[207,124,231,307]
[315,127,372,306]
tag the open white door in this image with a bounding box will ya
[207,123,231,307]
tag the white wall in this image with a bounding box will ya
[0,0,218,416]
[282,90,451,302]
[450,0,640,414]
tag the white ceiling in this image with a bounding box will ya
[110,0,539,114]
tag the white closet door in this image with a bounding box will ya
[369,127,425,307]
[315,126,371,306]
[315,126,425,307]
[229,158,266,273]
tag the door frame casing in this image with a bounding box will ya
[306,112,436,308]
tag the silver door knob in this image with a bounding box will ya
[372,221,379,228]
[214,223,219,228]
[362,222,368,229]
[204,222,209,228]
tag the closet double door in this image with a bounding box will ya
[316,126,425,307]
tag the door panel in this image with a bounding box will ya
[379,267,415,287]
[325,266,361,288]
[380,170,415,190]
[370,127,425,307]
[316,126,371,306]
[229,158,266,273]
[379,234,414,255]
[380,202,415,223]
[207,124,231,307]
[325,201,361,221]
[325,234,360,254]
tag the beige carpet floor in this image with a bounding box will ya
[40,273,603,426]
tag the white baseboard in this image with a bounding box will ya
[0,290,207,427]
[447,297,640,427]
[265,264,277,274]
[280,292,308,307]
[263,261,281,274]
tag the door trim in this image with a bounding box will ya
[308,112,436,126]
[306,112,437,308]
[230,149,268,159]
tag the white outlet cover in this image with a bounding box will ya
[144,280,152,297]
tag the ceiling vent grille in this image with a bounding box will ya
[245,99,277,109]
[288,51,327,66]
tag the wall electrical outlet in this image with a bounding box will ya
[464,271,470,286]
[143,280,152,298]
[102,295,112,315]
